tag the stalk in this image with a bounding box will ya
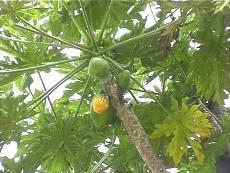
[18,16,97,56]
[97,0,113,44]
[74,76,91,117]
[0,57,87,74]
[102,77,167,173]
[79,0,98,51]
[23,60,88,118]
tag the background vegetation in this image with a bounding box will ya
[0,0,229,172]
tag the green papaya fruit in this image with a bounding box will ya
[90,104,116,127]
[88,57,109,79]
[117,70,131,91]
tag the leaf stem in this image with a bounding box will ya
[63,1,89,41]
[16,24,47,35]
[74,76,91,117]
[131,76,169,114]
[129,90,139,104]
[0,56,87,74]
[17,16,97,55]
[199,99,222,125]
[97,0,113,44]
[0,34,76,49]
[90,135,116,173]
[37,71,57,120]
[130,87,159,95]
[79,0,98,51]
[27,86,50,123]
[24,60,88,118]
[102,22,170,53]
[148,3,158,25]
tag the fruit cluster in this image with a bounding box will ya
[88,57,131,127]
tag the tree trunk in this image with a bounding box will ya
[103,78,167,173]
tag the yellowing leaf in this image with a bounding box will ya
[150,98,213,164]
[189,138,205,164]
[215,0,230,13]
[167,128,187,165]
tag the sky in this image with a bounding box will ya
[0,2,230,173]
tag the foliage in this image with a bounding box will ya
[0,0,229,172]
[151,98,213,165]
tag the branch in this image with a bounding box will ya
[27,86,50,123]
[0,56,87,74]
[103,77,167,173]
[17,16,97,56]
[102,21,170,53]
[23,60,88,119]
[63,1,89,41]
[79,0,98,51]
[37,71,57,120]
[90,135,116,173]
[0,34,72,48]
[74,76,91,117]
[97,0,113,44]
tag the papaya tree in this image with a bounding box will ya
[0,0,230,173]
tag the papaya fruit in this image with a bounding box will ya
[90,104,116,127]
[116,70,131,91]
[90,95,116,127]
[92,95,109,114]
[88,57,109,79]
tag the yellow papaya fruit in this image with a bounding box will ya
[90,94,116,127]
[92,95,109,114]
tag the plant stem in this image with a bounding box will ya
[102,22,170,53]
[131,76,169,114]
[37,71,57,120]
[0,34,75,49]
[28,86,50,123]
[63,1,89,41]
[79,0,98,51]
[17,16,97,55]
[74,76,91,117]
[90,135,116,173]
[130,87,159,95]
[129,90,139,104]
[0,57,86,74]
[97,0,113,44]
[24,60,88,118]
[103,78,167,173]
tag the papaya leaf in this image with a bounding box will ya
[215,0,230,13]
[151,98,213,164]
[189,9,230,104]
